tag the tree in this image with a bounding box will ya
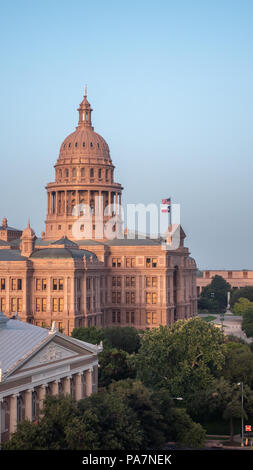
[231,286,253,308]
[71,326,104,345]
[134,317,225,402]
[103,327,142,354]
[223,342,253,387]
[98,348,136,387]
[242,305,253,338]
[232,298,253,315]
[198,275,231,313]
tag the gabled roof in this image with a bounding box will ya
[0,314,101,381]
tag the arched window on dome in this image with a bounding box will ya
[75,142,78,148]
[97,143,100,149]
[90,142,93,148]
[82,142,85,148]
[68,142,71,148]
[72,168,76,178]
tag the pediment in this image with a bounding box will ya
[18,340,79,371]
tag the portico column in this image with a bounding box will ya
[24,389,33,421]
[75,372,83,401]
[86,368,93,397]
[38,385,47,416]
[51,381,59,396]
[63,376,71,395]
[9,394,18,435]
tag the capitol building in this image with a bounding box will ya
[0,89,198,335]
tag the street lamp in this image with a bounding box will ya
[238,382,244,447]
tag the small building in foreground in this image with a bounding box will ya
[0,312,102,444]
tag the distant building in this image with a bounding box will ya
[197,270,253,296]
[0,89,198,333]
[0,312,101,444]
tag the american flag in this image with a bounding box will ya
[161,198,171,213]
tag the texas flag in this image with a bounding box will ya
[161,198,171,213]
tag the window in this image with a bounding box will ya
[53,279,58,291]
[146,258,157,268]
[146,277,151,288]
[68,225,72,230]
[11,298,17,312]
[90,142,93,148]
[228,271,233,279]
[98,169,102,179]
[59,298,64,312]
[59,279,64,290]
[106,169,109,180]
[68,142,71,148]
[42,279,47,290]
[87,278,91,290]
[0,297,6,311]
[126,311,130,323]
[152,277,158,288]
[82,142,85,148]
[17,279,22,290]
[112,292,117,304]
[112,258,121,268]
[42,298,47,312]
[126,257,136,268]
[53,298,58,312]
[131,312,135,324]
[36,279,42,291]
[112,311,116,323]
[72,168,76,177]
[65,169,69,177]
[131,292,135,304]
[126,292,130,304]
[117,311,121,323]
[131,277,135,287]
[0,279,5,290]
[58,225,61,230]
[75,142,78,148]
[87,296,91,311]
[11,279,17,290]
[146,312,157,325]
[81,168,85,177]
[243,271,248,279]
[146,292,151,304]
[152,292,157,304]
[90,168,94,178]
[17,298,22,312]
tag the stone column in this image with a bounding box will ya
[9,394,18,435]
[86,368,93,397]
[51,381,59,396]
[63,376,71,395]
[38,385,47,416]
[75,373,83,401]
[65,190,67,216]
[24,389,33,421]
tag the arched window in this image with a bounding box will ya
[98,168,102,179]
[82,142,85,147]
[65,169,69,177]
[90,168,94,178]
[75,142,78,148]
[68,142,71,148]
[72,168,76,178]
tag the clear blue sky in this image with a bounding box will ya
[0,0,253,269]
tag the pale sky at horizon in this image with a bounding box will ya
[0,0,253,270]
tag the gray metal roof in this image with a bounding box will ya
[0,249,27,261]
[30,247,97,260]
[0,316,49,375]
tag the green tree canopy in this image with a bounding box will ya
[198,275,231,313]
[72,326,142,354]
[242,305,253,338]
[232,297,253,315]
[231,286,253,307]
[98,348,136,387]
[134,317,225,402]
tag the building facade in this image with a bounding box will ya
[0,90,198,333]
[0,312,101,444]
[197,270,253,296]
